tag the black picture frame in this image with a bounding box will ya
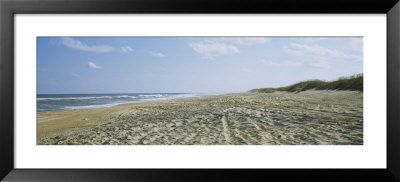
[1,0,399,181]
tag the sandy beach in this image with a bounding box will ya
[37,90,363,145]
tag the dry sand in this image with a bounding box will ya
[37,90,363,145]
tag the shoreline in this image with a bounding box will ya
[37,93,221,114]
[37,92,220,113]
[37,90,363,145]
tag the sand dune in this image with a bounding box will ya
[37,90,363,145]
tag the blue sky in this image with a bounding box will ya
[37,37,363,94]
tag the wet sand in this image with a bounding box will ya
[37,90,363,145]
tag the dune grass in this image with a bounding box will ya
[250,73,363,93]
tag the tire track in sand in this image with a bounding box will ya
[221,116,233,144]
[247,118,269,143]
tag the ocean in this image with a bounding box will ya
[37,93,198,112]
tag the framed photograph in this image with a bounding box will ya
[1,0,399,181]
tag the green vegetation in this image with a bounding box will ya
[250,73,363,93]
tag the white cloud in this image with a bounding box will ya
[189,41,240,59]
[189,38,268,59]
[282,43,360,68]
[234,38,269,45]
[120,46,133,53]
[71,73,80,77]
[283,43,351,59]
[260,59,303,67]
[53,38,114,53]
[87,62,102,69]
[215,37,270,45]
[149,51,165,57]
